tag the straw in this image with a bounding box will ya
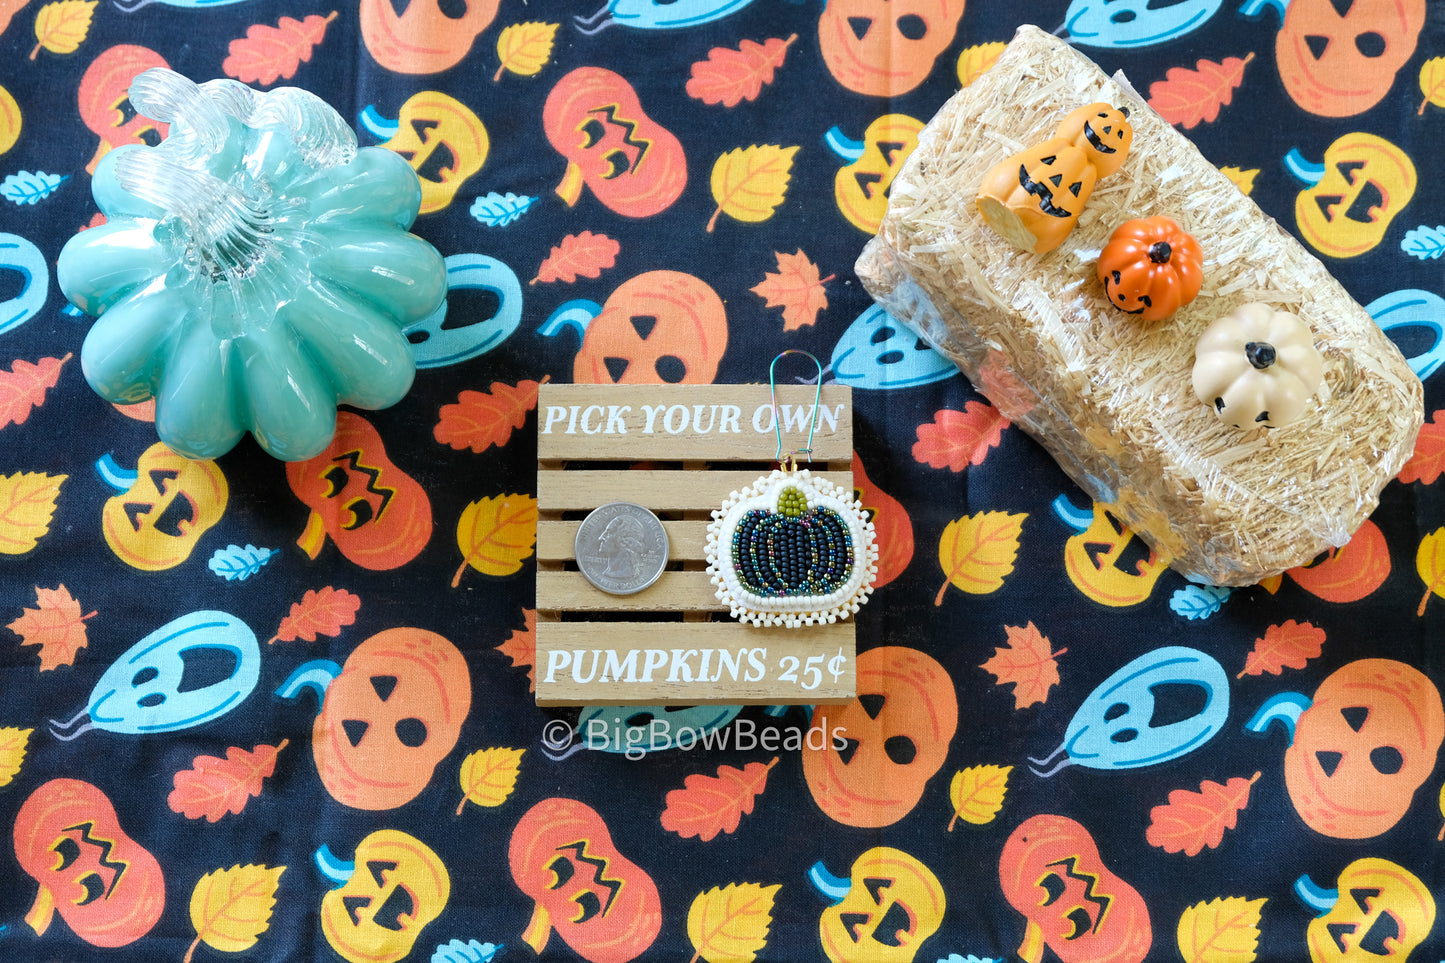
[856,25,1423,586]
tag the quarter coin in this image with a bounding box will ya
[575,502,669,595]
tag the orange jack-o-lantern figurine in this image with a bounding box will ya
[978,103,1134,254]
[14,779,166,948]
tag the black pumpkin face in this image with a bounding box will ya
[731,487,855,598]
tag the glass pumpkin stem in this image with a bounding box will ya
[115,149,274,280]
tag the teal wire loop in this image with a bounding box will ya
[769,349,824,469]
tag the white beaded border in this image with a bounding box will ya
[705,468,879,628]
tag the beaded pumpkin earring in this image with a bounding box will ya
[706,351,879,627]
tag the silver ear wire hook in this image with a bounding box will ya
[769,349,824,472]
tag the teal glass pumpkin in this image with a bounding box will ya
[58,69,447,461]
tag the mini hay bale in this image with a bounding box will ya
[856,24,1422,587]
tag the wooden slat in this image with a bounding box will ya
[538,519,710,561]
[535,621,855,705]
[537,470,853,512]
[538,383,852,461]
[537,571,721,611]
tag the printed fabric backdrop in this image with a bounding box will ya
[2,0,1445,961]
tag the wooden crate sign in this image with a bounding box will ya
[535,383,858,706]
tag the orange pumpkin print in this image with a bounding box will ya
[77,45,168,175]
[803,646,957,827]
[543,67,687,219]
[818,0,966,97]
[310,627,472,811]
[573,270,728,385]
[509,798,661,963]
[360,0,498,75]
[288,410,432,571]
[1284,658,1444,839]
[14,779,166,948]
[999,814,1152,963]
[1284,518,1391,603]
[1275,0,1425,117]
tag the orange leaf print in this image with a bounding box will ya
[168,741,288,822]
[222,11,337,85]
[750,249,832,330]
[435,378,547,453]
[7,584,94,670]
[267,586,360,645]
[660,758,777,841]
[1147,53,1255,129]
[1398,409,1445,484]
[1146,772,1260,856]
[980,622,1065,709]
[912,401,1008,471]
[496,609,537,692]
[685,34,796,107]
[1237,620,1324,679]
[0,353,70,430]
[531,232,619,285]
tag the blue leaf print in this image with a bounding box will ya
[937,956,1001,963]
[470,192,538,227]
[1,171,68,205]
[1170,583,1230,620]
[432,940,501,963]
[209,544,277,581]
[1401,226,1445,261]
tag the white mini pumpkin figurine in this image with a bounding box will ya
[1192,303,1324,429]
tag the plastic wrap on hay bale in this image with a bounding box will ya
[856,24,1422,587]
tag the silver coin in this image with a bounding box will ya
[575,502,669,595]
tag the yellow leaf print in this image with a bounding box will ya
[494,21,558,81]
[948,764,1011,829]
[0,472,65,555]
[707,144,798,232]
[0,727,33,787]
[452,493,538,586]
[935,510,1025,603]
[957,41,1006,88]
[1419,56,1445,115]
[185,864,285,963]
[1416,528,1445,616]
[0,83,20,156]
[1176,896,1266,963]
[457,746,524,813]
[687,882,781,963]
[28,0,95,59]
[1219,165,1258,196]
